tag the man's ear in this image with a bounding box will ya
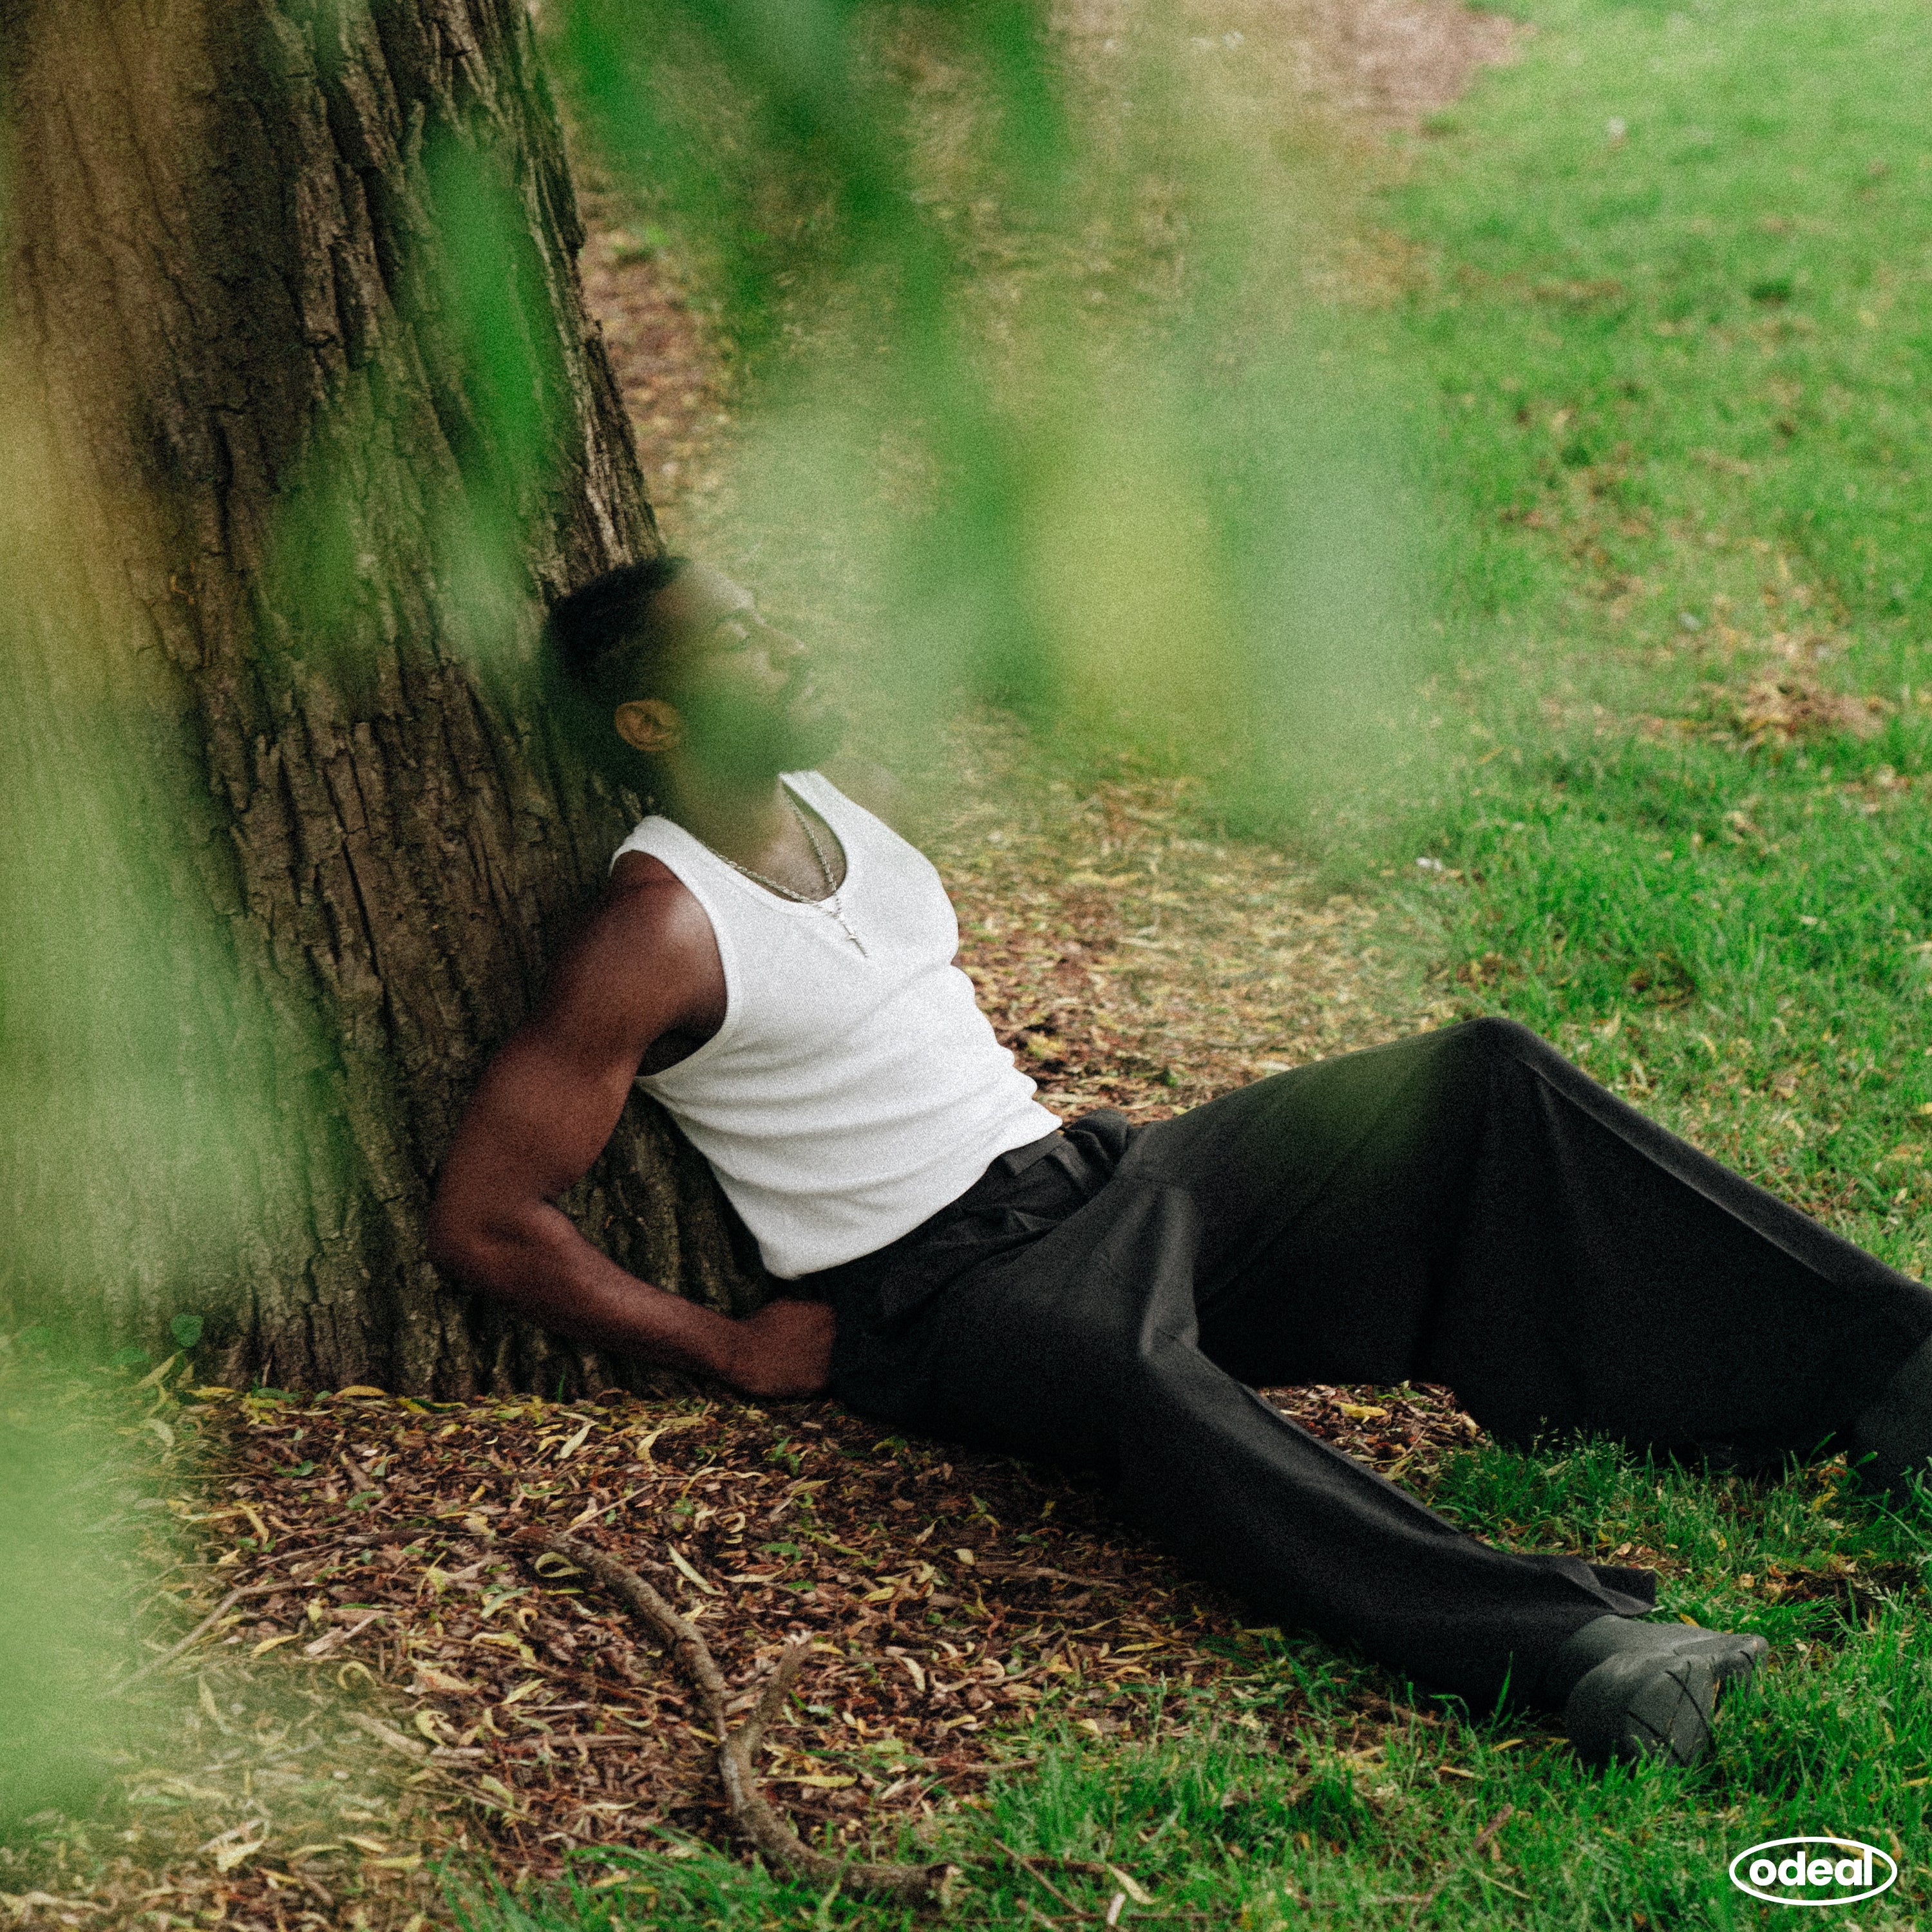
[615,697,683,755]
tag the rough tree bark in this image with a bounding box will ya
[0,0,766,1393]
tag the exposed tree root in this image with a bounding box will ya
[511,1525,959,1908]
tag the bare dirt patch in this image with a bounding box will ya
[574,0,1519,542]
[1218,0,1517,133]
[573,176,736,534]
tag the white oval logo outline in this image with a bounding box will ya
[1727,1836,1898,1907]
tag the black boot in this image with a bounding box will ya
[1850,1335,1932,1502]
[1547,1616,1769,1768]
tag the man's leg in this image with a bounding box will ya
[829,1144,1663,1721]
[829,1018,1932,1754]
[1124,1016,1932,1472]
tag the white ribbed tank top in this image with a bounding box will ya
[613,772,1061,1278]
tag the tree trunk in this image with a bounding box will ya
[0,0,766,1394]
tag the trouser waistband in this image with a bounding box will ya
[793,1125,1076,1303]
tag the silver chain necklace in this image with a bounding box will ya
[710,791,866,956]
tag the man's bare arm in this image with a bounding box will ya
[426,864,834,1397]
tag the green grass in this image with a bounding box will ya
[458,3,1932,1925]
[1391,0,1932,1277]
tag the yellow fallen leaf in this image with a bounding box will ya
[634,1414,708,1464]
[502,1679,547,1704]
[1338,1403,1388,1423]
[556,1419,595,1461]
[283,1844,344,1861]
[343,1834,389,1855]
[952,1548,977,1566]
[667,1544,720,1595]
[371,1855,423,1871]
[781,1774,857,1789]
[1106,1865,1154,1906]
[411,1666,475,1696]
[333,1385,390,1399]
[200,1826,267,1873]
[250,1633,299,1658]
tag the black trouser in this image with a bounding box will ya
[813,1019,1932,1714]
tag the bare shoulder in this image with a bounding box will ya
[820,753,923,842]
[530,851,723,1048]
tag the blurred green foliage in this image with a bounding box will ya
[0,1347,143,1830]
[553,0,1426,835]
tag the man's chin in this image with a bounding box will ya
[703,707,848,783]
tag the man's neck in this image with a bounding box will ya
[654,761,797,869]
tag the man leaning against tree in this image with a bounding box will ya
[428,555,1932,1769]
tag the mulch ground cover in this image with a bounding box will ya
[3,1368,1487,1931]
[922,711,1448,1121]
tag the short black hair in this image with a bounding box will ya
[546,553,694,709]
[542,554,692,791]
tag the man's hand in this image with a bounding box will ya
[721,1298,838,1398]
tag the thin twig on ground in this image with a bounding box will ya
[978,1563,1123,1592]
[1352,1688,1447,1730]
[1470,1805,1515,1861]
[511,1524,958,1908]
[994,1839,1086,1915]
[106,1582,284,1696]
[979,1842,1176,1924]
[997,1855,1154,1904]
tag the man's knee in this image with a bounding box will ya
[1451,1013,1555,1072]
